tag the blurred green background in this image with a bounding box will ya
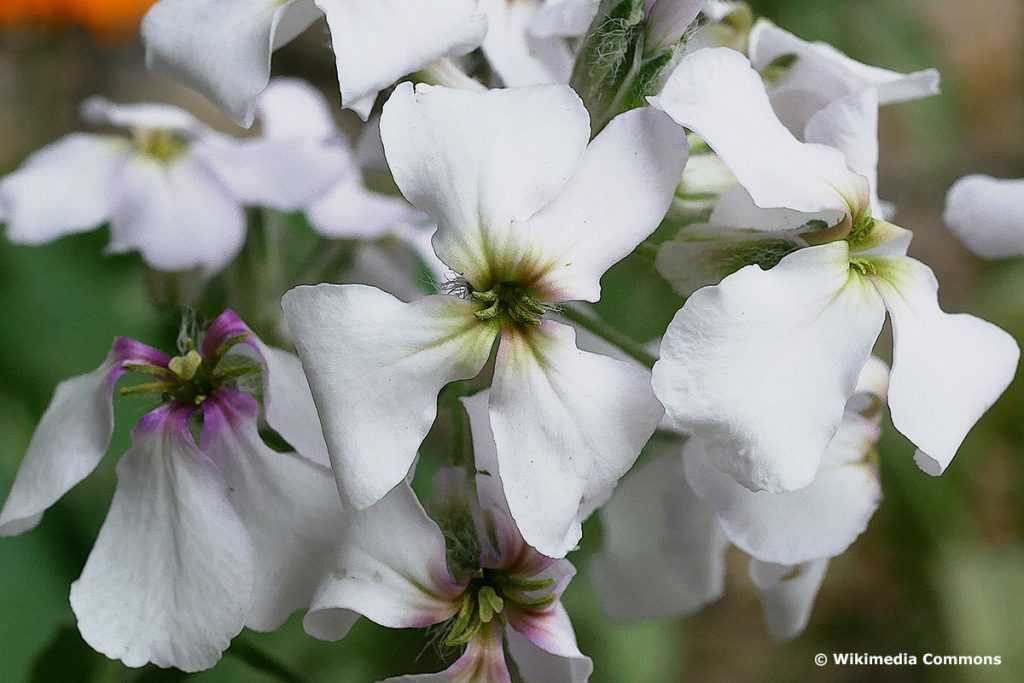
[1,1,1023,681]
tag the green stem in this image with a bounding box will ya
[227,637,306,683]
[558,304,657,369]
[296,238,356,285]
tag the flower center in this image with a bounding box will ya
[134,128,188,161]
[471,281,548,326]
[119,332,262,405]
[442,568,557,648]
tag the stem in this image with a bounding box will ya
[296,238,356,285]
[227,637,306,683]
[558,304,657,369]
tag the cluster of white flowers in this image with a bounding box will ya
[0,0,1019,680]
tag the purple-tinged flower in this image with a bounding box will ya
[303,391,592,682]
[0,310,343,672]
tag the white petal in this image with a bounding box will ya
[528,0,599,38]
[200,390,346,632]
[256,77,338,141]
[460,390,511,521]
[70,405,253,672]
[380,82,590,285]
[944,175,1024,259]
[142,0,321,126]
[590,446,729,622]
[489,321,664,557]
[306,176,427,241]
[749,21,940,116]
[526,106,689,303]
[80,97,203,135]
[316,0,487,117]
[683,410,881,566]
[197,135,348,212]
[803,90,885,216]
[261,345,331,467]
[481,0,574,86]
[867,256,1020,475]
[282,285,497,509]
[650,48,867,216]
[653,242,886,493]
[108,154,246,275]
[304,481,461,640]
[646,0,705,54]
[1,134,129,244]
[507,625,593,683]
[0,338,169,536]
[748,558,829,641]
[710,185,843,232]
[385,622,511,683]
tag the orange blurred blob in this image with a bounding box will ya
[0,0,157,36]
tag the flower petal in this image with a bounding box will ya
[304,481,461,640]
[80,97,204,135]
[528,0,599,39]
[384,621,511,683]
[0,338,167,536]
[314,0,486,118]
[867,256,1020,475]
[803,89,886,216]
[480,0,574,86]
[70,404,253,672]
[748,558,829,641]
[489,321,663,557]
[590,446,729,621]
[200,389,346,632]
[1,134,130,245]
[683,411,881,565]
[282,285,497,509]
[507,625,593,683]
[526,105,689,302]
[197,135,348,212]
[749,21,940,124]
[650,47,867,216]
[306,176,427,241]
[944,174,1024,259]
[108,154,246,275]
[653,242,886,493]
[142,0,322,126]
[380,82,590,285]
[256,77,339,141]
[261,345,331,467]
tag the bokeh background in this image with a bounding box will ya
[1,1,1022,681]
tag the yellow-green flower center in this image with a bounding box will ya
[442,569,557,648]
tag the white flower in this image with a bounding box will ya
[141,0,488,125]
[0,311,343,672]
[591,358,889,641]
[649,48,1018,493]
[283,82,688,557]
[303,391,592,682]
[0,79,346,276]
[944,174,1024,259]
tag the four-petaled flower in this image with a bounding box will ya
[302,390,592,682]
[283,82,688,557]
[0,311,344,672]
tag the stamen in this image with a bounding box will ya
[469,282,548,326]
